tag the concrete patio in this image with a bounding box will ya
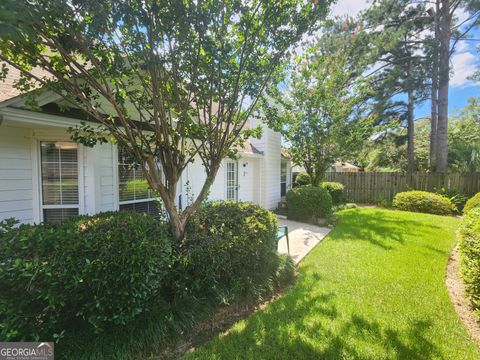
[276,216,331,264]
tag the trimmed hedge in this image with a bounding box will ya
[320,182,345,204]
[459,208,480,314]
[294,172,311,187]
[392,190,455,215]
[1,202,296,353]
[0,212,173,340]
[181,201,283,303]
[464,192,480,213]
[286,186,333,222]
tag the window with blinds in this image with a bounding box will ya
[118,146,160,217]
[40,141,79,223]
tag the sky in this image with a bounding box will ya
[330,0,480,118]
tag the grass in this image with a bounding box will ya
[184,208,480,359]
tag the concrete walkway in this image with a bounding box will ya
[276,216,331,264]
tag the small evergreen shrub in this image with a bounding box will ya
[294,172,311,187]
[320,182,345,204]
[0,212,173,340]
[286,186,333,222]
[464,192,480,213]
[392,190,455,215]
[181,201,287,303]
[459,208,480,315]
[274,254,296,289]
[435,188,469,213]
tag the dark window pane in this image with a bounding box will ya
[119,201,160,218]
[43,208,79,224]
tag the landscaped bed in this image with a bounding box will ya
[184,208,480,359]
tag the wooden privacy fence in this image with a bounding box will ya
[324,172,480,203]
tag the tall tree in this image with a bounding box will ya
[361,0,431,173]
[0,0,331,240]
[429,0,480,172]
[264,28,372,185]
[359,98,480,172]
[426,1,440,170]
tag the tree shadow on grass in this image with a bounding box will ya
[189,272,441,360]
[328,209,444,250]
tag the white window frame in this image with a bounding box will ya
[225,159,238,201]
[32,138,85,223]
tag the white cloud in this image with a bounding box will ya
[451,52,477,88]
[454,7,470,28]
[455,40,469,53]
[329,0,370,18]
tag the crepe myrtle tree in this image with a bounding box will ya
[0,0,331,240]
[263,36,372,186]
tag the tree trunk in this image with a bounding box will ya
[145,158,221,242]
[162,194,187,241]
[429,72,438,170]
[306,169,317,186]
[436,0,451,173]
[407,88,415,174]
[429,0,440,171]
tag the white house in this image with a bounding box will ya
[0,71,292,224]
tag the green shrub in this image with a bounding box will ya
[320,182,345,204]
[274,254,296,289]
[294,172,311,187]
[392,190,455,215]
[286,186,333,222]
[181,201,286,303]
[464,192,480,213]
[0,211,173,341]
[459,208,480,314]
[376,199,392,208]
[435,188,469,213]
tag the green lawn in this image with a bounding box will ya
[184,208,480,359]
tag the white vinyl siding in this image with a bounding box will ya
[99,146,115,211]
[250,120,281,209]
[0,126,34,223]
